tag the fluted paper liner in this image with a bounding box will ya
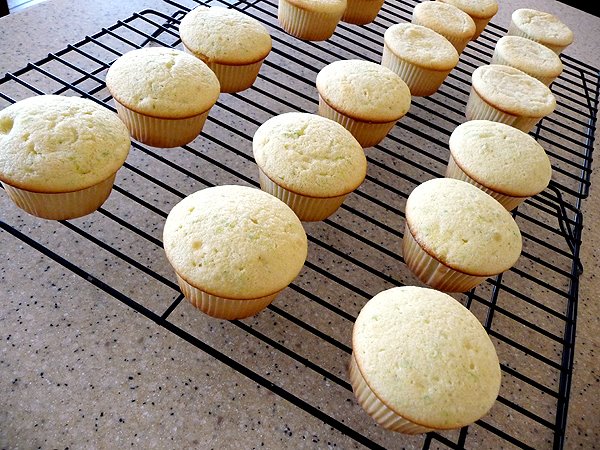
[258,167,348,222]
[465,88,543,133]
[278,0,342,41]
[434,33,470,54]
[349,353,434,434]
[446,156,527,211]
[381,44,451,97]
[341,0,384,25]
[176,274,279,320]
[114,100,210,148]
[182,45,264,93]
[471,17,493,40]
[402,223,487,292]
[2,173,116,220]
[318,95,397,148]
[206,60,264,93]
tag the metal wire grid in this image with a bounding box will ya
[0,0,598,448]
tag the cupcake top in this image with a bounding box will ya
[436,0,498,19]
[163,185,308,300]
[353,286,501,430]
[316,60,411,123]
[383,24,459,71]
[179,7,272,65]
[106,47,220,119]
[449,120,552,197]
[412,1,476,41]
[0,95,130,193]
[285,0,347,14]
[405,178,522,276]
[471,64,556,118]
[511,8,574,49]
[493,36,563,81]
[253,113,367,198]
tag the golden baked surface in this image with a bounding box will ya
[163,185,308,299]
[471,64,556,117]
[353,286,501,429]
[316,59,411,123]
[179,6,272,65]
[436,0,498,19]
[405,178,522,275]
[384,24,459,71]
[253,112,367,197]
[412,1,476,40]
[0,95,130,192]
[493,36,563,79]
[511,8,574,47]
[106,47,220,118]
[449,120,552,196]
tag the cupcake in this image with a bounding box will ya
[381,23,459,97]
[466,64,556,133]
[278,0,347,41]
[0,95,130,220]
[412,1,476,54]
[163,185,307,320]
[179,6,272,93]
[105,47,220,148]
[508,8,574,54]
[403,178,522,292]
[342,0,384,25]
[350,286,501,434]
[253,113,367,221]
[492,36,563,86]
[316,59,411,148]
[436,0,498,39]
[447,120,552,211]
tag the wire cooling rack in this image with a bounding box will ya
[1,0,598,448]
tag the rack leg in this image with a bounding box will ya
[0,0,8,17]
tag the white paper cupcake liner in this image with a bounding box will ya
[206,60,265,93]
[465,88,518,124]
[490,52,557,86]
[465,88,542,133]
[348,353,434,434]
[318,95,397,148]
[341,0,384,25]
[2,173,116,220]
[258,167,347,222]
[114,100,210,148]
[278,0,342,41]
[182,45,265,93]
[176,274,278,320]
[471,17,492,40]
[381,44,451,97]
[402,223,488,292]
[446,156,527,211]
[512,116,544,133]
[507,21,568,54]
[439,33,470,54]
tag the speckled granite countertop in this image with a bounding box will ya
[1,0,599,448]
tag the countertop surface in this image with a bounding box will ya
[1,0,599,449]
